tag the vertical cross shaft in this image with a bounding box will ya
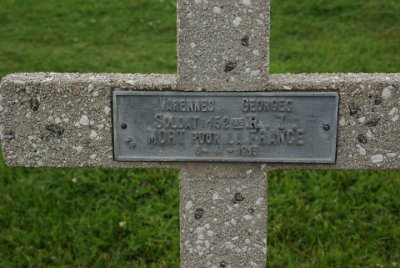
[180,165,268,267]
[177,0,270,91]
[177,0,270,267]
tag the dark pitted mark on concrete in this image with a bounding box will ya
[30,97,40,111]
[248,207,255,214]
[241,35,249,47]
[89,143,97,149]
[348,102,360,116]
[374,96,382,105]
[224,61,237,73]
[366,118,380,127]
[3,129,15,140]
[233,192,244,203]
[194,208,204,219]
[40,133,51,142]
[45,124,64,138]
[358,134,368,144]
[219,261,227,267]
[121,123,127,129]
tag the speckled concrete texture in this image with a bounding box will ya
[177,0,270,91]
[180,164,267,268]
[1,72,399,170]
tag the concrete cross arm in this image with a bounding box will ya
[1,72,399,170]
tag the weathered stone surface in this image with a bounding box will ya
[177,0,270,91]
[180,164,267,268]
[1,72,400,170]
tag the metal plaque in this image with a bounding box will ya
[113,91,338,163]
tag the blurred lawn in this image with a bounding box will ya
[0,0,399,267]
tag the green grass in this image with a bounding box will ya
[0,0,399,267]
[0,166,179,267]
[269,170,399,267]
[271,0,399,73]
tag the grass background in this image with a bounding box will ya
[0,0,399,267]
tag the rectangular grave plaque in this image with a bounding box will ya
[113,91,338,163]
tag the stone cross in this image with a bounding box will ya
[1,1,399,267]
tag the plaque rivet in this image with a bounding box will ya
[323,124,330,131]
[121,123,127,129]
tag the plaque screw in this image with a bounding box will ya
[323,124,330,131]
[121,123,127,129]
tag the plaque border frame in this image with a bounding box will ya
[113,91,339,163]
